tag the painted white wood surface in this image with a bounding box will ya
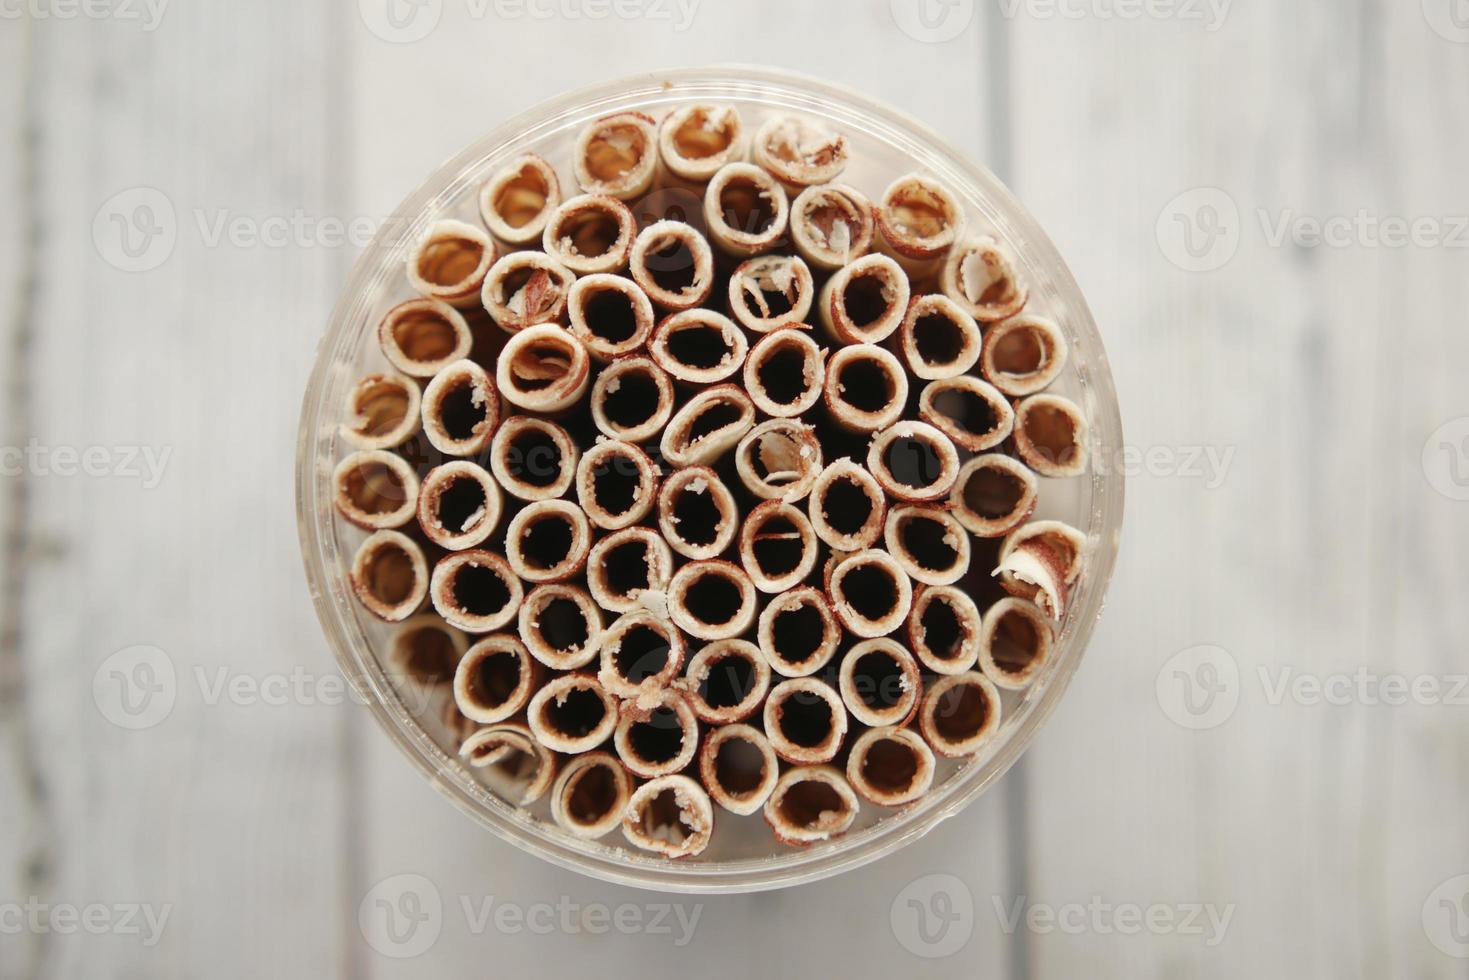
[1,2,1466,978]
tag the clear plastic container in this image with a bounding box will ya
[296,66,1124,893]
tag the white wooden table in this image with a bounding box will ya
[2,2,1467,977]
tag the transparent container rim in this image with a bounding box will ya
[295,64,1126,894]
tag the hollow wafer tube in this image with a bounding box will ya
[951,454,1038,538]
[818,253,911,345]
[699,723,779,816]
[656,466,738,561]
[597,611,687,702]
[574,439,658,531]
[682,639,771,725]
[980,315,1068,396]
[658,103,746,182]
[659,384,756,468]
[543,194,637,275]
[867,421,961,503]
[495,323,591,414]
[550,751,633,839]
[416,460,503,551]
[406,219,497,309]
[734,419,824,503]
[585,526,674,615]
[621,774,714,859]
[589,355,676,444]
[756,586,841,678]
[875,173,965,267]
[1013,393,1089,478]
[906,585,983,675]
[738,499,819,594]
[668,560,758,642]
[453,634,542,725]
[846,727,936,807]
[613,688,700,778]
[727,255,814,333]
[421,359,500,456]
[341,372,421,450]
[429,549,523,633]
[480,251,576,334]
[823,344,909,433]
[942,236,1029,322]
[378,298,473,378]
[528,673,618,754]
[919,671,1003,759]
[389,613,469,689]
[763,677,848,765]
[489,416,579,502]
[919,376,1014,452]
[751,115,849,190]
[461,723,558,806]
[790,182,873,270]
[518,583,605,671]
[333,450,420,530]
[883,504,971,587]
[897,294,983,380]
[763,765,858,846]
[744,328,825,418]
[828,549,914,639]
[566,273,654,361]
[573,111,659,201]
[648,309,747,385]
[807,458,886,551]
[629,220,716,312]
[980,597,1054,689]
[702,162,790,257]
[504,499,592,584]
[838,639,922,728]
[351,530,428,623]
[478,153,561,247]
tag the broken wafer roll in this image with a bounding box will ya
[846,727,936,807]
[828,549,914,639]
[480,251,576,334]
[818,254,911,346]
[585,527,674,615]
[699,723,779,816]
[504,499,592,585]
[333,450,419,530]
[622,774,714,859]
[907,585,983,675]
[429,549,523,633]
[867,421,961,503]
[1013,393,1089,478]
[763,677,848,765]
[566,273,655,361]
[727,255,814,333]
[416,460,503,550]
[613,688,700,778]
[980,314,1068,396]
[883,504,971,587]
[527,673,618,754]
[919,671,1003,759]
[980,597,1054,689]
[790,182,874,270]
[668,560,758,642]
[751,114,849,190]
[735,419,824,503]
[574,439,658,531]
[351,530,428,623]
[542,194,637,276]
[495,323,591,414]
[460,723,558,806]
[918,376,1014,452]
[1000,521,1086,588]
[421,359,500,456]
[518,583,605,671]
[656,466,738,561]
[452,634,542,725]
[389,614,469,689]
[764,765,859,846]
[628,221,716,312]
[648,309,747,385]
[573,111,659,201]
[807,458,886,551]
[739,499,819,594]
[875,173,965,266]
[406,219,497,309]
[897,294,984,380]
[942,236,1029,322]
[658,103,745,182]
[589,355,675,443]
[341,372,421,450]
[994,538,1070,621]
[743,328,825,418]
[489,416,579,502]
[549,751,633,839]
[597,611,686,702]
[683,639,771,725]
[757,586,841,678]
[378,298,473,378]
[950,454,1038,538]
[823,344,909,433]
[703,162,790,257]
[478,153,561,247]
[838,639,922,728]
[658,384,756,467]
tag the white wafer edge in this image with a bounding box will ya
[543,194,637,276]
[416,460,503,551]
[460,723,558,806]
[657,103,746,182]
[377,298,472,378]
[340,371,421,450]
[763,765,858,846]
[699,723,779,816]
[622,774,714,858]
[350,530,428,623]
[405,218,497,309]
[429,549,523,633]
[573,111,659,200]
[478,153,561,247]
[489,416,579,502]
[421,359,500,457]
[734,419,824,503]
[549,751,632,839]
[333,450,419,530]
[452,634,542,725]
[846,727,936,807]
